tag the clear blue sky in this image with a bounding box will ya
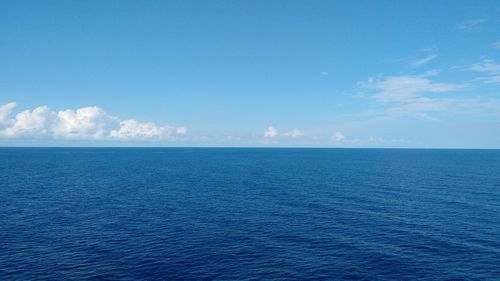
[1,0,499,147]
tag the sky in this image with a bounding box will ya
[1,0,500,148]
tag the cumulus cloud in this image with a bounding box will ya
[264,126,304,139]
[110,119,184,140]
[264,126,303,139]
[0,102,16,126]
[53,107,116,139]
[2,106,54,138]
[0,102,186,141]
[456,18,487,30]
[264,126,279,138]
[333,131,345,141]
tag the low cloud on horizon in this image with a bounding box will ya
[0,102,187,141]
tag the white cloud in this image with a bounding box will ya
[469,59,500,72]
[0,102,16,126]
[410,49,438,67]
[282,128,304,138]
[333,131,345,141]
[480,75,500,84]
[176,127,188,135]
[468,59,500,84]
[369,136,385,143]
[264,126,304,139]
[110,119,184,140]
[456,18,487,30]
[411,54,437,67]
[355,72,495,120]
[382,97,451,120]
[420,69,442,78]
[2,106,54,138]
[53,107,117,139]
[360,74,464,103]
[0,102,186,141]
[493,41,500,49]
[264,126,279,138]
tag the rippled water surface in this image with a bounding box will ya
[1,148,499,280]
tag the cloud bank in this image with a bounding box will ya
[264,126,303,138]
[0,102,186,141]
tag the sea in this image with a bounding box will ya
[0,148,499,280]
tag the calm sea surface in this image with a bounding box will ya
[1,148,499,280]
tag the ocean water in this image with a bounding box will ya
[1,148,499,280]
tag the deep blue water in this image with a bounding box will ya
[1,148,499,280]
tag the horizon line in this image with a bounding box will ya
[0,146,499,150]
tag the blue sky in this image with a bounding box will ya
[1,0,499,147]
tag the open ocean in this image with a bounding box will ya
[0,148,499,280]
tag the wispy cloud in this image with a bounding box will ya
[456,18,487,30]
[0,102,186,141]
[410,53,438,67]
[359,74,464,103]
[421,69,441,77]
[478,76,500,84]
[469,59,500,72]
[357,73,475,119]
[468,59,500,84]
[493,40,500,49]
[410,48,438,67]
